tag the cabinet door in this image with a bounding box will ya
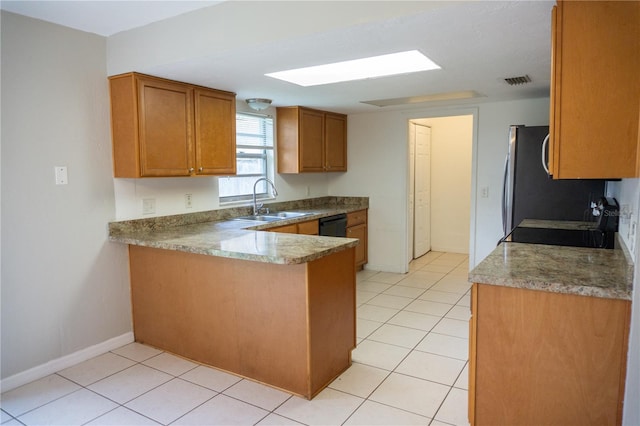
[137,77,193,177]
[194,89,236,175]
[269,224,298,233]
[549,0,640,179]
[347,210,367,227]
[472,283,630,425]
[299,109,325,172]
[297,220,319,235]
[325,113,347,172]
[347,223,367,267]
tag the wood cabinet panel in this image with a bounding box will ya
[269,223,298,234]
[269,219,319,235]
[325,113,347,172]
[470,283,630,426]
[297,219,319,235]
[549,0,640,179]
[346,210,367,268]
[138,77,193,177]
[299,109,325,172]
[346,224,367,267]
[128,245,355,399]
[346,210,366,227]
[194,89,236,175]
[277,106,347,173]
[109,72,236,178]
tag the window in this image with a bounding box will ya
[219,113,275,203]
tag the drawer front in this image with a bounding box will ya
[297,220,319,235]
[269,224,298,233]
[347,210,367,227]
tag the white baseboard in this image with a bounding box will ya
[1,332,134,393]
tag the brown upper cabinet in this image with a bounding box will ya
[276,106,347,173]
[548,0,640,179]
[109,72,236,178]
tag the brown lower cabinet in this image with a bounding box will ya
[269,219,318,235]
[129,245,356,399]
[346,210,368,269]
[469,283,631,426]
[269,212,367,269]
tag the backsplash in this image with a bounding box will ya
[108,196,368,235]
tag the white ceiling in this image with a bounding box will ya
[0,0,555,114]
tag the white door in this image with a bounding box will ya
[414,124,431,258]
[408,124,416,260]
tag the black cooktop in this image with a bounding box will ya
[505,226,615,249]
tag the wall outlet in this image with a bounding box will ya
[480,186,489,198]
[54,166,68,185]
[185,194,193,209]
[142,198,155,215]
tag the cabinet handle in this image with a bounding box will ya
[189,168,194,173]
[198,167,203,172]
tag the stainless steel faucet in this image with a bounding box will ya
[253,178,278,215]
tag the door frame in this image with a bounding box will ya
[404,107,479,269]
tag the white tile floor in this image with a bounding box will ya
[1,251,470,426]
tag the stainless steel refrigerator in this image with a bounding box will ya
[501,125,606,236]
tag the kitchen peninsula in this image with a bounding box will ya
[468,238,634,425]
[109,196,367,399]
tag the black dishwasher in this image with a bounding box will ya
[319,214,347,237]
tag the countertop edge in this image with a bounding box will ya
[110,234,360,265]
[468,235,634,301]
[108,197,367,265]
[469,272,632,301]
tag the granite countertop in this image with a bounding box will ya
[469,239,634,300]
[109,196,367,265]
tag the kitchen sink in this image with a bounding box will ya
[269,211,311,219]
[234,214,284,222]
[234,211,313,222]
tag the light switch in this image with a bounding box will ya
[55,166,68,185]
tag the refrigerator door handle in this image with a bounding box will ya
[541,134,551,175]
[502,126,517,238]
[501,152,509,236]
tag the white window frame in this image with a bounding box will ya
[218,112,275,204]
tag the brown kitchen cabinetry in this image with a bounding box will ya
[128,244,355,399]
[277,106,347,173]
[297,219,320,235]
[548,0,640,179]
[269,223,298,234]
[109,72,236,178]
[469,283,630,426]
[269,219,319,235]
[346,210,368,268]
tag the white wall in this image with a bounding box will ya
[330,97,550,272]
[1,12,131,383]
[418,116,473,253]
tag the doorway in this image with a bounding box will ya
[408,115,474,263]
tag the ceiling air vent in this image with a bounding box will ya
[504,75,532,85]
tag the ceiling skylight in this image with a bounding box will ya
[265,50,440,87]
